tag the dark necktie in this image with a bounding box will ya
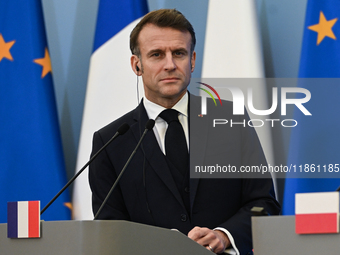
[159,109,189,175]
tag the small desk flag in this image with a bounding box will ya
[295,192,339,234]
[7,201,40,238]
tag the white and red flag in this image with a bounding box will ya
[295,192,339,234]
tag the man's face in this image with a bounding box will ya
[133,24,196,107]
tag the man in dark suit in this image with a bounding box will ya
[89,9,280,255]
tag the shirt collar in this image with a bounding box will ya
[143,92,188,120]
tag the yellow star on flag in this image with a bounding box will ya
[33,48,52,78]
[0,34,15,62]
[308,11,338,45]
[64,202,73,219]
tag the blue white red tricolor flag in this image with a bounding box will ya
[7,201,40,238]
[73,0,148,220]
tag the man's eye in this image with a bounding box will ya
[174,51,187,57]
[152,53,160,57]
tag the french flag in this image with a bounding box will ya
[295,192,339,234]
[7,201,40,238]
[72,0,148,220]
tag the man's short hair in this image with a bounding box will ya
[130,9,196,57]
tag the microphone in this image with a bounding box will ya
[40,123,130,215]
[94,119,155,220]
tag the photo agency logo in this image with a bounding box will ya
[197,82,223,114]
[197,82,312,128]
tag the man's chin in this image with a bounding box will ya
[161,88,187,99]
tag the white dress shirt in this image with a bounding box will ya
[143,92,189,154]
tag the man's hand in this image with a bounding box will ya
[188,226,231,254]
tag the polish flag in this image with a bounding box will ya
[7,201,40,238]
[295,192,339,234]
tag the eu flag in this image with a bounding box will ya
[282,0,340,215]
[0,0,71,222]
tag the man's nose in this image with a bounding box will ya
[164,53,176,71]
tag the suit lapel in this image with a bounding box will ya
[189,94,209,211]
[130,102,186,209]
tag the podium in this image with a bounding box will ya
[252,215,340,255]
[0,220,213,254]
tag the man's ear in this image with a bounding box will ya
[191,51,196,73]
[131,55,141,75]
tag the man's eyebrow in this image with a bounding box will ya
[147,47,188,55]
[173,47,188,53]
[147,49,163,56]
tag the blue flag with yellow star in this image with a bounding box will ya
[282,1,340,215]
[0,1,71,222]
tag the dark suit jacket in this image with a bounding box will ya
[89,94,280,255]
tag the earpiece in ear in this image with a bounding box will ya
[136,65,140,72]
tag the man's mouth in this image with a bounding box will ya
[160,77,180,82]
